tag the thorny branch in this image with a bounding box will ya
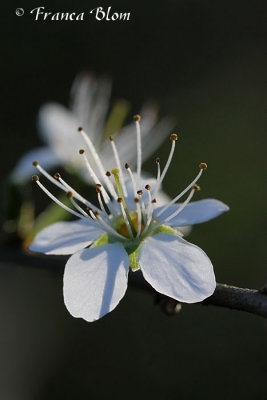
[1,248,267,319]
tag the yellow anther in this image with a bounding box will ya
[32,160,39,167]
[54,173,61,179]
[199,162,207,170]
[193,184,201,191]
[170,133,178,141]
[67,191,73,198]
[133,114,141,122]
[32,175,39,181]
[145,184,151,190]
[137,190,143,195]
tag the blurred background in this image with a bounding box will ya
[1,0,266,398]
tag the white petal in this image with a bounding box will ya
[11,147,60,184]
[154,199,229,226]
[71,74,111,146]
[63,243,129,322]
[37,103,86,164]
[138,233,216,303]
[29,220,103,255]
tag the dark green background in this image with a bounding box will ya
[1,0,266,399]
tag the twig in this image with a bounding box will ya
[1,248,266,318]
[129,270,267,318]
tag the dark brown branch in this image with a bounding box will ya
[203,283,267,318]
[129,272,267,318]
[1,248,267,318]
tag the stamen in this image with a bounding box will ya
[68,193,91,218]
[142,184,154,235]
[112,169,136,234]
[134,114,142,179]
[109,136,128,196]
[79,149,116,203]
[96,185,110,217]
[125,162,137,195]
[157,164,206,217]
[32,161,65,191]
[151,186,198,232]
[56,173,98,212]
[156,133,178,189]
[33,177,98,223]
[78,127,116,196]
[33,162,98,212]
[134,197,142,238]
[136,189,146,218]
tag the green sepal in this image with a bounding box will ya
[90,224,181,272]
[91,233,110,248]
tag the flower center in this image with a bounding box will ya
[117,213,145,239]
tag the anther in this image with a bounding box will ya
[193,184,201,191]
[199,162,207,170]
[54,173,61,179]
[145,184,151,190]
[109,136,114,141]
[133,114,141,122]
[96,186,101,193]
[106,171,111,177]
[67,191,73,198]
[117,197,123,203]
[134,197,139,203]
[77,126,83,132]
[137,190,143,195]
[79,149,85,154]
[125,163,130,169]
[94,210,100,216]
[32,175,39,181]
[86,206,92,211]
[32,161,39,167]
[156,157,160,164]
[170,133,178,141]
[152,198,157,203]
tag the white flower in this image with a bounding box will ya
[29,117,229,322]
[11,74,173,183]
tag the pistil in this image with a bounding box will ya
[112,168,136,235]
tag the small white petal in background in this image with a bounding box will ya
[11,74,174,184]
